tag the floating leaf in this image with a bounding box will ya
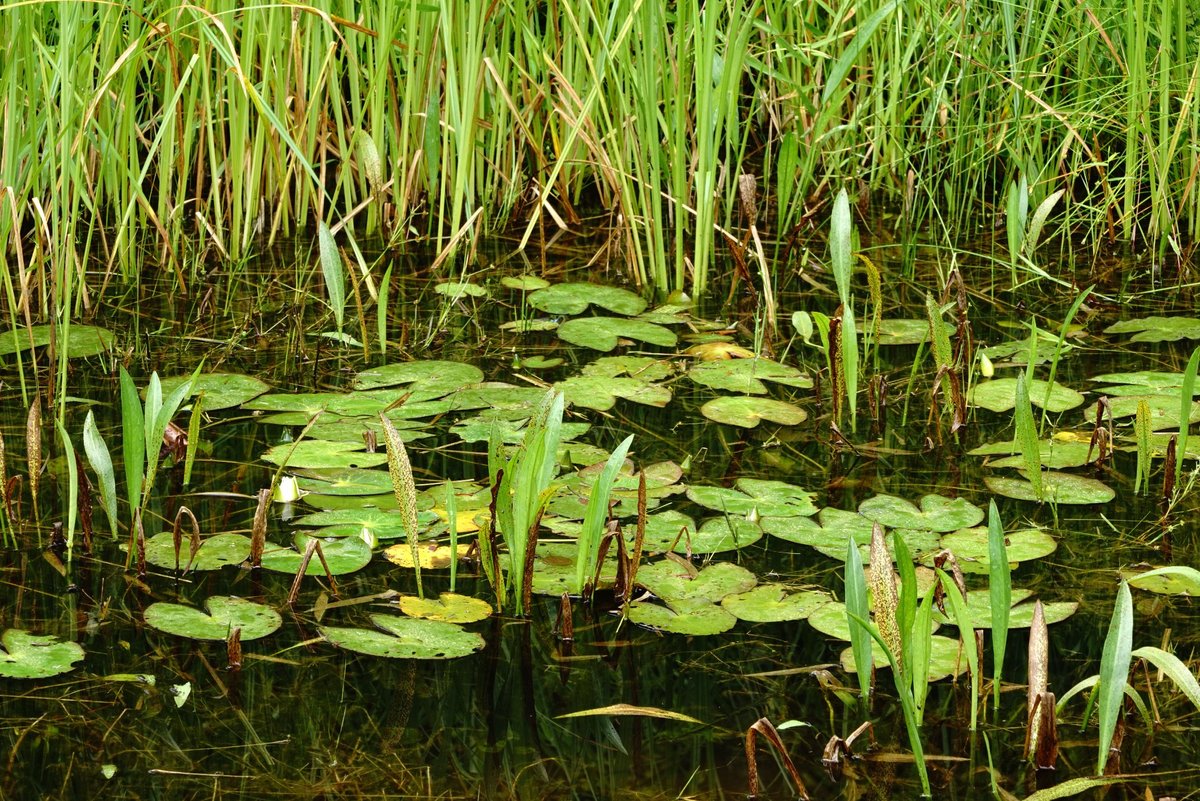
[969,378,1085,413]
[840,634,968,681]
[763,512,941,563]
[353,360,484,394]
[1105,316,1200,342]
[294,468,395,496]
[434,281,489,299]
[689,518,764,552]
[721,585,833,623]
[384,541,472,569]
[0,325,114,358]
[143,532,251,571]
[625,601,737,635]
[296,507,437,540]
[637,560,757,605]
[857,494,984,532]
[931,590,1077,628]
[143,597,282,641]
[1125,565,1200,595]
[0,630,85,679]
[398,593,492,623]
[557,704,702,723]
[1082,394,1200,430]
[976,438,1100,469]
[261,441,388,470]
[688,358,812,394]
[157,373,270,411]
[700,396,807,427]
[260,535,372,575]
[557,374,672,411]
[556,317,677,351]
[320,614,484,659]
[501,275,550,291]
[865,318,955,346]
[984,472,1115,504]
[935,527,1057,571]
[1090,371,1197,393]
[687,479,818,518]
[527,282,647,316]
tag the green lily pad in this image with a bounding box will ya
[0,630,86,679]
[979,330,1077,366]
[516,355,563,369]
[303,415,433,444]
[1125,565,1200,595]
[687,358,812,394]
[398,593,493,624]
[383,541,473,569]
[858,494,984,532]
[865,319,955,346]
[687,479,818,518]
[143,532,251,571]
[294,468,395,496]
[720,585,833,623]
[529,542,618,596]
[353,360,484,394]
[292,507,436,540]
[935,527,1057,571]
[557,317,677,351]
[932,590,1078,628]
[1090,371,1197,392]
[157,373,270,411]
[636,560,757,605]
[1082,394,1200,430]
[143,597,282,641]
[840,634,968,680]
[261,441,388,470]
[625,601,738,635]
[971,437,1100,469]
[434,281,489,299]
[809,600,939,640]
[501,275,550,291]
[969,378,1085,413]
[1105,316,1200,342]
[451,415,591,444]
[0,325,114,358]
[557,375,672,411]
[700,396,808,427]
[583,356,675,381]
[621,510,697,552]
[762,512,941,563]
[320,614,484,659]
[984,472,1115,504]
[500,318,560,333]
[260,534,373,575]
[682,518,764,552]
[527,283,647,316]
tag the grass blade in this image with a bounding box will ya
[844,538,872,704]
[118,367,144,521]
[82,410,118,537]
[1096,580,1133,774]
[1176,346,1200,487]
[318,221,346,335]
[987,500,1011,709]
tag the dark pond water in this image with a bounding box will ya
[2,236,1200,800]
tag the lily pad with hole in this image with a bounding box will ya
[984,472,1115,504]
[0,630,86,679]
[762,512,941,563]
[143,532,252,571]
[700,396,808,427]
[320,614,484,659]
[294,468,395,496]
[687,357,812,394]
[1105,316,1200,342]
[721,585,833,623]
[398,593,492,624]
[143,597,282,641]
[932,590,1077,628]
[353,360,485,394]
[527,282,647,316]
[556,375,672,412]
[260,534,373,575]
[636,560,757,605]
[157,372,271,411]
[0,325,114,358]
[1082,394,1200,430]
[261,440,388,470]
[383,541,473,569]
[626,601,738,635]
[858,493,983,532]
[556,317,677,351]
[969,378,1085,413]
[934,527,1058,572]
[687,479,818,518]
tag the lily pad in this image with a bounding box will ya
[353,360,484,394]
[143,597,282,641]
[932,590,1078,628]
[621,510,697,552]
[557,317,677,351]
[1125,565,1200,596]
[857,494,983,532]
[451,415,591,444]
[972,437,1100,469]
[527,283,647,316]
[261,441,388,470]
[840,634,969,680]
[686,518,764,552]
[637,560,757,605]
[294,508,436,540]
[294,468,395,497]
[688,357,812,394]
[143,532,251,571]
[762,512,941,563]
[0,325,114,358]
[0,630,86,679]
[304,415,433,444]
[557,375,672,411]
[1105,316,1200,342]
[865,319,955,346]
[1090,371,1197,393]
[434,281,489,299]
[935,527,1057,571]
[969,378,1085,413]
[157,373,270,411]
[501,275,550,291]
[700,396,807,427]
[529,542,618,596]
[720,585,833,623]
[320,614,484,659]
[1082,394,1200,430]
[687,479,818,518]
[398,593,492,624]
[809,600,939,640]
[984,472,1115,504]
[383,542,473,569]
[260,534,373,575]
[625,601,737,636]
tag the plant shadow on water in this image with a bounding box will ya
[2,234,1200,801]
